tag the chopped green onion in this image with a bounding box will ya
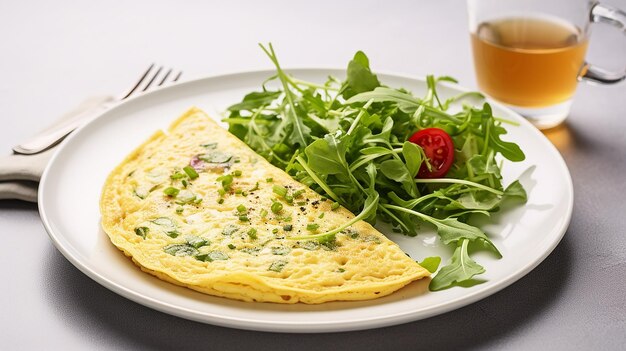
[283,224,293,231]
[218,188,226,196]
[228,244,236,250]
[222,224,239,236]
[271,201,283,214]
[266,178,273,183]
[272,185,288,197]
[176,207,184,214]
[237,204,247,213]
[134,227,149,239]
[181,179,188,188]
[271,246,291,256]
[318,213,325,219]
[183,166,199,179]
[217,198,224,204]
[247,228,258,240]
[306,223,320,231]
[233,170,242,177]
[163,244,198,257]
[170,172,186,180]
[200,142,217,149]
[163,187,180,197]
[272,228,279,234]
[260,209,268,218]
[239,215,249,222]
[285,195,294,204]
[166,230,180,238]
[293,189,305,198]
[216,175,234,188]
[268,260,287,272]
[331,202,340,210]
[186,235,209,248]
[196,251,229,262]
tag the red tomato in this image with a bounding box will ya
[408,128,455,178]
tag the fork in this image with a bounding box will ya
[12,64,182,155]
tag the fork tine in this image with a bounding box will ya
[141,66,163,92]
[120,65,182,101]
[158,68,173,86]
[119,63,155,100]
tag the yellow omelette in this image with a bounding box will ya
[100,107,429,304]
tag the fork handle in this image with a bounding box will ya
[12,96,114,155]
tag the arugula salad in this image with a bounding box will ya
[224,44,527,291]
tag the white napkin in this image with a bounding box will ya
[0,96,114,202]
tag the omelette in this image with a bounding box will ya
[100,107,429,304]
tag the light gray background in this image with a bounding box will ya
[1,1,625,350]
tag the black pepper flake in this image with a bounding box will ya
[299,207,306,212]
[311,200,320,206]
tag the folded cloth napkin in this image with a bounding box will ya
[0,96,113,202]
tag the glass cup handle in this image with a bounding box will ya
[579,3,626,84]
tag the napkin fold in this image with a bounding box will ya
[0,96,114,202]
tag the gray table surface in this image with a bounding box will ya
[2,1,625,350]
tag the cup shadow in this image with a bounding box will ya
[42,231,572,351]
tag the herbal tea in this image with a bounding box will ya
[471,17,589,107]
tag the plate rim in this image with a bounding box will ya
[38,68,573,332]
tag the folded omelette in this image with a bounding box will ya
[100,107,429,304]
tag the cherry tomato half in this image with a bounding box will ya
[408,128,455,178]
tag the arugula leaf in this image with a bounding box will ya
[402,141,422,178]
[380,159,419,198]
[227,90,281,112]
[342,51,381,99]
[304,135,349,178]
[418,256,441,273]
[481,104,525,162]
[259,43,311,147]
[429,239,485,291]
[504,180,527,201]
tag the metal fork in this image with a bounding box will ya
[12,64,182,155]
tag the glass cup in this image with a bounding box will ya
[467,0,626,129]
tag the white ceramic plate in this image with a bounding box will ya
[39,69,573,333]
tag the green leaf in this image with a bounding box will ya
[430,217,500,257]
[418,256,441,273]
[342,51,381,99]
[347,87,420,114]
[504,180,527,201]
[380,159,418,197]
[445,192,502,211]
[360,146,391,155]
[304,135,349,178]
[402,141,422,178]
[226,90,281,112]
[429,239,485,291]
[482,104,525,162]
